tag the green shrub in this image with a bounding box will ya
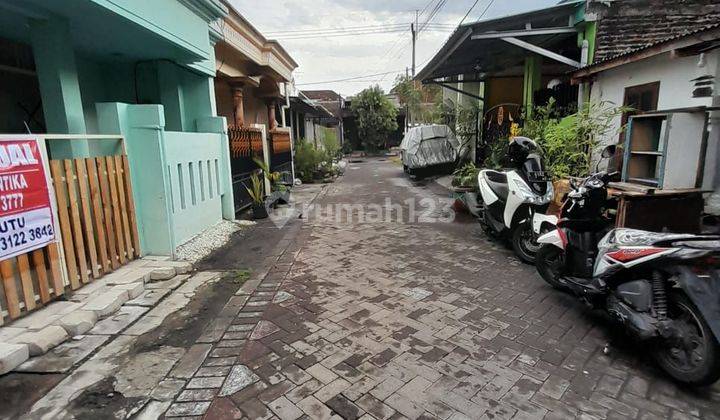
[484,139,509,170]
[322,130,342,161]
[295,140,324,182]
[295,139,344,182]
[451,162,479,188]
[518,101,628,179]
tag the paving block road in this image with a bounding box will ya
[164,158,720,419]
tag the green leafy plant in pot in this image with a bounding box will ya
[451,162,479,191]
[245,172,268,219]
[253,157,290,205]
[450,162,482,217]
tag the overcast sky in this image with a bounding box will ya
[228,0,558,96]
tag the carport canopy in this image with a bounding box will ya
[416,0,585,83]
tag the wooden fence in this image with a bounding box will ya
[50,155,140,289]
[0,244,64,325]
[0,136,140,324]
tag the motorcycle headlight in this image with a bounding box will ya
[513,180,553,205]
[513,179,540,204]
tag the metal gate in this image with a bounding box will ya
[269,128,293,184]
[228,126,265,212]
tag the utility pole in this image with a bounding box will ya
[405,67,410,133]
[411,9,418,78]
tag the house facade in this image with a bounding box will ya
[211,1,298,209]
[0,0,233,257]
[301,90,346,147]
[573,0,720,213]
[289,92,339,149]
[415,0,592,163]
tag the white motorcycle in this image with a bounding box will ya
[477,137,553,263]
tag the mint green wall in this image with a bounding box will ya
[97,104,234,256]
[29,17,89,158]
[198,117,234,220]
[88,0,216,75]
[97,103,175,255]
[164,130,224,244]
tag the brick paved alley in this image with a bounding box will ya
[167,158,720,420]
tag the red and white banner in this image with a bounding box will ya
[0,139,55,261]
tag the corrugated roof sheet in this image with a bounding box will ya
[575,22,720,74]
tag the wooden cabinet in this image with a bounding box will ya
[622,110,708,189]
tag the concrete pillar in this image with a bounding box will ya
[157,61,186,132]
[97,103,175,256]
[267,99,279,131]
[231,85,245,127]
[29,17,88,157]
[523,56,543,114]
[182,73,215,131]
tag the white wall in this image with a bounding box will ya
[590,50,720,196]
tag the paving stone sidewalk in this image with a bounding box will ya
[163,159,720,420]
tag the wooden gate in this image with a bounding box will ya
[0,135,140,324]
[0,244,64,325]
[50,154,140,289]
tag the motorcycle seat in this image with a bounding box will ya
[482,171,508,201]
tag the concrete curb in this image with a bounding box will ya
[0,257,194,375]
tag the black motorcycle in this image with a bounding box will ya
[535,153,720,386]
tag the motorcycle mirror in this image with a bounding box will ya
[595,144,619,172]
[601,145,618,159]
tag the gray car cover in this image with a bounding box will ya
[400,125,459,170]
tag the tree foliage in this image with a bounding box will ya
[392,75,441,124]
[435,100,481,164]
[351,85,398,151]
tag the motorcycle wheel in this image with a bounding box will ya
[535,244,566,290]
[653,293,720,386]
[511,222,539,264]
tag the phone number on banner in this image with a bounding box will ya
[0,224,54,252]
[0,207,56,258]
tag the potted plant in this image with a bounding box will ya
[275,180,290,205]
[245,172,268,219]
[451,162,479,192]
[451,162,482,217]
[253,158,290,206]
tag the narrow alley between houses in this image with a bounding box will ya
[156,158,720,420]
[8,158,716,419]
[2,0,720,419]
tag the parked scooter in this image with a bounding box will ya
[477,137,554,263]
[535,147,720,385]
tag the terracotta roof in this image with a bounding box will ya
[592,1,720,63]
[301,90,343,102]
[573,22,720,77]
